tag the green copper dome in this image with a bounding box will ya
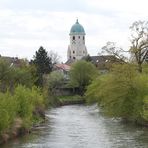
[70,19,85,35]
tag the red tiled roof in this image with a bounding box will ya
[55,64,70,71]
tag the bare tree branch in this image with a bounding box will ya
[129,20,148,72]
[101,41,128,62]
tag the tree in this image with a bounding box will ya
[48,50,60,66]
[0,59,13,92]
[0,59,36,92]
[45,71,64,95]
[101,41,127,62]
[85,64,148,123]
[32,46,52,86]
[129,21,148,73]
[83,54,92,62]
[69,60,98,95]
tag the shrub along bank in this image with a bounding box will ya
[0,59,47,144]
[85,64,148,126]
[0,85,45,143]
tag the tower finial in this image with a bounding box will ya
[76,18,78,23]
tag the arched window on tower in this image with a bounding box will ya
[73,36,75,40]
[83,36,85,44]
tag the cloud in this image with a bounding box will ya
[0,0,147,62]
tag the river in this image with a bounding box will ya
[1,105,148,148]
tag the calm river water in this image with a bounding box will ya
[1,105,148,148]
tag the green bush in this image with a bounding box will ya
[0,92,17,134]
[13,67,36,88]
[0,59,36,93]
[69,60,98,95]
[14,85,45,128]
[14,85,34,128]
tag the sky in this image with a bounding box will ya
[0,0,147,62]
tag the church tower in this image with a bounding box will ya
[67,19,87,61]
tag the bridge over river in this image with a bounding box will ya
[1,105,148,148]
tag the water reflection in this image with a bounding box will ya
[1,105,148,148]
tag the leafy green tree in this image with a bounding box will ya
[13,67,35,88]
[32,46,52,86]
[69,60,98,95]
[42,71,64,106]
[0,59,13,92]
[45,71,64,95]
[0,59,36,92]
[86,64,148,123]
[0,91,17,134]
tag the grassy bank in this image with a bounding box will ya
[57,95,85,105]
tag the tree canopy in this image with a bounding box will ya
[32,46,52,86]
[85,64,148,123]
[69,60,98,95]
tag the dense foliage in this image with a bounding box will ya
[45,71,64,94]
[0,59,47,139]
[42,71,65,106]
[86,64,148,124]
[69,60,98,95]
[0,59,36,92]
[32,46,52,86]
[0,85,45,135]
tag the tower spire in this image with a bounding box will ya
[76,18,78,23]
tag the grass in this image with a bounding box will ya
[57,95,85,105]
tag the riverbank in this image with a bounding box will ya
[0,109,45,144]
[57,95,85,106]
[0,85,46,145]
[85,64,148,127]
[0,94,85,145]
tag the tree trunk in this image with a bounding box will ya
[138,63,142,73]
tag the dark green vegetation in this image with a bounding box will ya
[31,46,53,87]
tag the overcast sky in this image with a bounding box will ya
[0,0,147,62]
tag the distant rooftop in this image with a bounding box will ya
[55,63,71,71]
